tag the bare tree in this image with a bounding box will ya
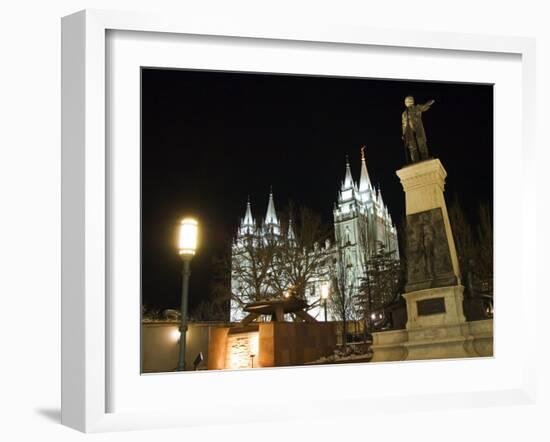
[448,197,493,298]
[210,231,280,321]
[476,202,493,281]
[356,242,401,331]
[272,205,331,301]
[328,246,356,345]
[189,297,228,322]
[449,196,476,289]
[232,231,280,302]
[210,204,331,322]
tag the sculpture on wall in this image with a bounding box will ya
[405,208,457,292]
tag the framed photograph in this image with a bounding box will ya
[61,9,537,432]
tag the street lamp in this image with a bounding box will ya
[321,282,330,322]
[176,217,199,371]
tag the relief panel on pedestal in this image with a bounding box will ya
[405,208,457,292]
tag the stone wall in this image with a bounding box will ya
[225,329,259,369]
[207,326,230,370]
[144,320,339,371]
[260,322,337,368]
[141,321,228,373]
[371,318,493,362]
[208,321,337,370]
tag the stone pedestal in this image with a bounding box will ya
[396,159,461,292]
[402,285,472,360]
[371,316,493,362]
[404,285,466,331]
[371,159,493,362]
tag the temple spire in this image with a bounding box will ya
[243,196,254,226]
[265,188,278,225]
[287,218,296,241]
[359,145,372,192]
[376,186,384,207]
[342,156,354,189]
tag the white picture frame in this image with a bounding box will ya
[61,9,537,433]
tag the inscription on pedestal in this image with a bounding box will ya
[417,297,446,316]
[405,208,457,292]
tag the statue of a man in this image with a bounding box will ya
[402,96,435,163]
[418,212,436,280]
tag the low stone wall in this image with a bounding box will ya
[371,318,493,362]
[207,326,230,370]
[225,326,260,369]
[141,321,229,373]
[466,319,493,357]
[370,329,409,362]
[264,322,336,367]
[208,321,337,370]
[144,320,340,371]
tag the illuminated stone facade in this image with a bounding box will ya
[230,152,399,322]
[225,330,259,369]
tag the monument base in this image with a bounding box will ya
[373,158,494,363]
[404,285,466,331]
[371,286,493,362]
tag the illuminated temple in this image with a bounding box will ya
[230,150,400,322]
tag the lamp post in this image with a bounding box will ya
[321,283,330,322]
[176,217,198,371]
[369,312,376,332]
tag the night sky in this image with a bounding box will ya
[141,68,493,313]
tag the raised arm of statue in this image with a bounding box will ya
[418,99,435,112]
[402,96,433,163]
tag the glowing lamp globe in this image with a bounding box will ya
[178,218,198,256]
[321,283,330,300]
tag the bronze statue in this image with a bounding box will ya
[402,96,435,163]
